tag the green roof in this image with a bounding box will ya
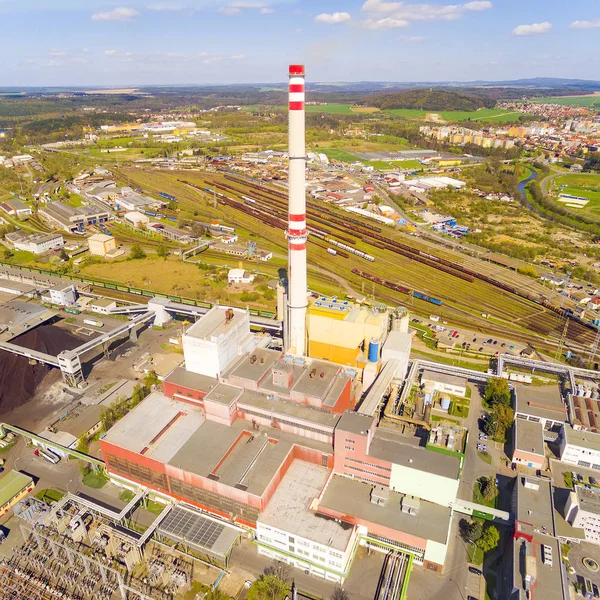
[0,470,33,506]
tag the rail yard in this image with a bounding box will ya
[112,166,596,356]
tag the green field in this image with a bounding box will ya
[553,173,600,214]
[246,103,525,122]
[319,149,422,171]
[532,95,600,107]
[384,108,524,122]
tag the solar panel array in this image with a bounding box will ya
[159,506,231,555]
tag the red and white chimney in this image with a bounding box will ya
[287,64,308,356]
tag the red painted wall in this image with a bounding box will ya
[163,380,207,403]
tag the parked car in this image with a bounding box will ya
[469,567,483,576]
[591,477,597,486]
[479,434,488,441]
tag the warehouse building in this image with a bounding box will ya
[0,198,32,219]
[5,231,64,254]
[40,202,110,233]
[0,470,35,517]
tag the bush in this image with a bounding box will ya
[130,243,146,259]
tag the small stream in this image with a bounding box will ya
[517,168,538,199]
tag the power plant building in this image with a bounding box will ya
[307,300,389,367]
[96,65,459,585]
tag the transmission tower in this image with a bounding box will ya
[555,318,569,360]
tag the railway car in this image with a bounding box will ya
[412,291,442,306]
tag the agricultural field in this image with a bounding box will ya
[383,107,524,122]
[551,173,600,214]
[531,94,600,107]
[251,104,526,122]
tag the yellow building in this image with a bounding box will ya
[0,470,34,517]
[88,233,117,257]
[307,298,388,367]
[432,158,462,167]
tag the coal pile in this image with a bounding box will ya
[0,324,83,415]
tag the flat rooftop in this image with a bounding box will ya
[259,460,353,552]
[336,411,374,436]
[185,306,246,341]
[164,366,217,394]
[318,475,451,545]
[515,418,545,456]
[370,428,460,480]
[226,348,282,384]
[168,415,331,497]
[102,392,206,463]
[563,425,600,452]
[576,485,600,515]
[238,389,339,429]
[515,384,566,423]
[512,536,566,600]
[291,360,342,399]
[515,476,556,537]
[205,383,243,406]
[0,470,33,505]
[421,369,466,388]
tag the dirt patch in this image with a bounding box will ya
[0,324,84,416]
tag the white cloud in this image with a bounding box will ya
[569,20,600,29]
[512,21,552,36]
[48,49,68,57]
[315,12,352,24]
[148,3,184,10]
[361,0,491,22]
[231,53,246,59]
[92,7,139,21]
[399,34,428,42]
[219,1,272,14]
[463,1,492,10]
[105,49,134,57]
[364,17,408,29]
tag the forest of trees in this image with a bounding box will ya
[363,89,496,111]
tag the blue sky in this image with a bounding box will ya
[0,0,599,86]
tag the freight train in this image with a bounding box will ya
[352,269,410,294]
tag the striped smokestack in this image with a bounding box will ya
[287,64,307,356]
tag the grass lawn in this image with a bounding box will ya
[477,451,492,464]
[552,173,600,214]
[450,401,470,419]
[319,148,363,162]
[363,159,423,171]
[82,471,109,489]
[411,349,489,372]
[35,488,66,503]
[468,544,484,566]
